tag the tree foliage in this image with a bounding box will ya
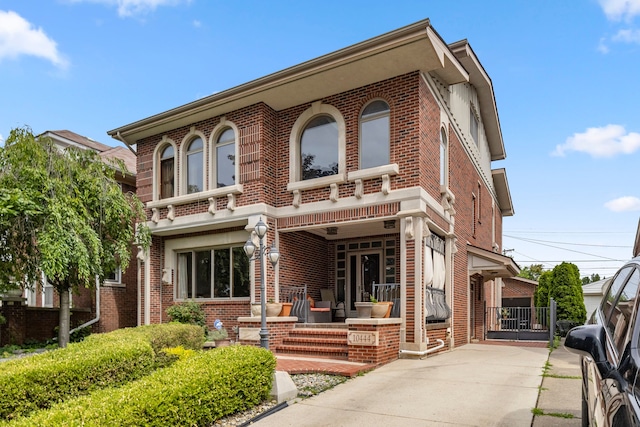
[581,273,601,285]
[0,127,149,347]
[534,270,553,308]
[518,264,545,281]
[549,262,587,324]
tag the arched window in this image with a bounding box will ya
[440,127,447,186]
[360,100,390,169]
[160,145,175,199]
[216,128,236,188]
[300,115,338,180]
[186,137,203,194]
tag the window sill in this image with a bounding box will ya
[286,174,345,192]
[347,163,398,181]
[103,281,124,288]
[147,184,244,209]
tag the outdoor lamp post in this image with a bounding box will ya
[243,217,280,349]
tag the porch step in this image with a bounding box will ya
[277,327,349,360]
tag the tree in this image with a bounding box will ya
[581,273,601,286]
[519,264,545,281]
[549,262,586,324]
[534,270,553,308]
[0,127,149,347]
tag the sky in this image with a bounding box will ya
[1,0,639,279]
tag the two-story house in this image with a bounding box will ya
[108,19,518,356]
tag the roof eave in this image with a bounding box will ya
[492,168,514,217]
[108,19,470,145]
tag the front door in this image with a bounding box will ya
[347,252,382,317]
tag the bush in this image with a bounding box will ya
[0,323,204,421]
[4,346,276,426]
[166,301,207,333]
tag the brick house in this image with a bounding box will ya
[1,130,140,344]
[108,19,518,357]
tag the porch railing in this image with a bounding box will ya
[372,283,401,318]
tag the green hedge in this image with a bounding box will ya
[4,345,276,426]
[0,323,204,421]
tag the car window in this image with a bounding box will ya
[602,266,635,322]
[606,267,640,355]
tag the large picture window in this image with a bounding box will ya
[177,246,249,299]
[360,100,390,169]
[300,115,338,180]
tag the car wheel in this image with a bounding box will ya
[581,379,589,427]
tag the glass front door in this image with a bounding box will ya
[347,252,382,316]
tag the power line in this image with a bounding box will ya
[504,235,626,261]
[504,234,631,249]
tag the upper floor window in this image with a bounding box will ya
[301,115,338,180]
[439,127,447,186]
[470,107,479,145]
[186,137,203,194]
[360,100,390,169]
[160,145,175,199]
[216,128,236,188]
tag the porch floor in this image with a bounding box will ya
[275,354,375,378]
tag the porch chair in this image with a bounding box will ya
[320,288,345,319]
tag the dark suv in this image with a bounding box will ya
[565,257,640,426]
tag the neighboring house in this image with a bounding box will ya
[582,278,610,320]
[4,130,139,343]
[501,276,537,308]
[108,19,517,354]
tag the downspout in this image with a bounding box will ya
[398,338,446,358]
[70,276,101,335]
[114,131,137,156]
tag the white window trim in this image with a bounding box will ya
[359,99,391,169]
[104,267,124,287]
[287,102,346,192]
[440,126,448,187]
[165,231,250,301]
[179,126,208,196]
[152,135,178,202]
[147,184,244,209]
[209,118,240,190]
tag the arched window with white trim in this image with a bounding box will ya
[300,115,338,180]
[159,144,175,199]
[440,127,448,186]
[216,128,236,188]
[185,137,203,194]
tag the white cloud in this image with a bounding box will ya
[192,19,201,28]
[552,124,640,158]
[605,196,640,211]
[612,28,640,42]
[599,0,640,21]
[597,37,610,53]
[0,11,68,68]
[69,0,190,17]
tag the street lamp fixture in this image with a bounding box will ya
[243,217,279,349]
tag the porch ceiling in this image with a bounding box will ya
[285,218,399,240]
[467,244,520,281]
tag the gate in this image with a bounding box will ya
[485,305,552,341]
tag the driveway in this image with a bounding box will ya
[256,343,549,426]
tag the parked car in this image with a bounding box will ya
[565,256,640,426]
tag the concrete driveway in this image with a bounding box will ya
[255,343,549,427]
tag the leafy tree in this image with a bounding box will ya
[0,127,149,347]
[581,273,601,286]
[534,270,553,308]
[519,264,545,281]
[549,262,586,324]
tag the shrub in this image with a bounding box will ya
[0,323,204,420]
[166,300,207,333]
[4,346,276,426]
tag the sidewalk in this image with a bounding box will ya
[257,343,550,426]
[532,339,583,426]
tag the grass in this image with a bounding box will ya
[531,408,575,419]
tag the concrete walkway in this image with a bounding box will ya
[532,339,583,426]
[256,343,550,426]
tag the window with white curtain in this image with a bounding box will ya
[177,246,249,299]
[360,100,390,169]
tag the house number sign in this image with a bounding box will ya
[347,331,379,346]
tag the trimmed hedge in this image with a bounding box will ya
[4,345,276,426]
[0,323,204,421]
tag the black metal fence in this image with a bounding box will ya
[486,306,552,341]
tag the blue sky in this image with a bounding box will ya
[1,0,639,278]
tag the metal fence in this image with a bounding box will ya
[486,306,552,341]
